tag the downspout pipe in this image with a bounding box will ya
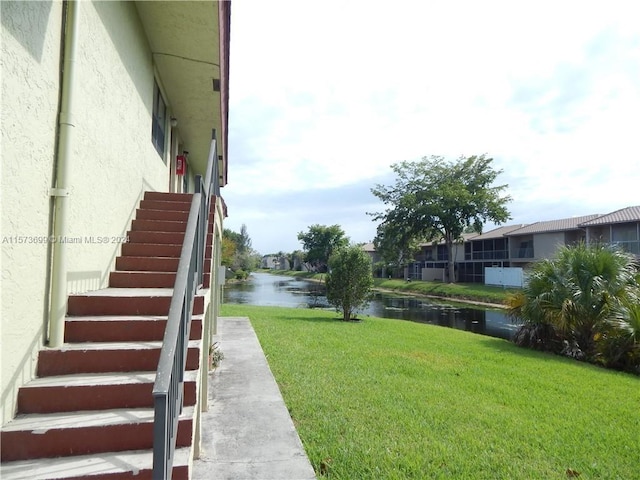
[49,0,79,347]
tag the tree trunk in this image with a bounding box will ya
[446,237,455,283]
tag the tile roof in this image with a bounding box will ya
[471,225,527,240]
[361,242,376,252]
[361,207,639,252]
[461,232,480,242]
[579,206,640,226]
[506,214,600,235]
[418,232,480,246]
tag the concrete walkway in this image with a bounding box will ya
[192,317,316,480]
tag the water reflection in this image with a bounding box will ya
[224,272,517,340]
[223,274,326,308]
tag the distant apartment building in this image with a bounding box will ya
[261,255,291,270]
[581,206,640,255]
[505,214,600,266]
[457,225,525,283]
[366,206,640,284]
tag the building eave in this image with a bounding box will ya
[134,1,230,184]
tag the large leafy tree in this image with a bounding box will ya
[326,245,374,321]
[371,154,511,283]
[297,224,349,272]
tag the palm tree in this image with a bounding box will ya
[615,295,640,343]
[509,243,638,363]
[599,287,640,372]
[507,260,564,352]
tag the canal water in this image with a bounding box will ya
[223,272,518,340]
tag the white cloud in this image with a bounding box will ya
[225,0,640,254]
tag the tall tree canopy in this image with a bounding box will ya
[223,224,260,273]
[297,224,349,272]
[237,224,252,254]
[371,154,512,283]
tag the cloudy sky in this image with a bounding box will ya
[223,0,640,255]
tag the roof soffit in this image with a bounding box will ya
[135,1,223,177]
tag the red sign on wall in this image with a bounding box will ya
[176,155,186,175]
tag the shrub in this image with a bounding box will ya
[234,269,249,280]
[508,243,639,372]
[326,246,374,321]
[598,291,640,372]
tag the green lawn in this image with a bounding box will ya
[221,304,640,479]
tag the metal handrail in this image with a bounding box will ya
[152,134,217,479]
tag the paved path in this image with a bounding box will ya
[192,317,316,480]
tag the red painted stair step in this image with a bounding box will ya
[120,243,182,257]
[64,314,203,342]
[0,448,191,480]
[131,219,187,233]
[135,209,189,222]
[67,294,204,316]
[115,256,180,272]
[0,407,193,462]
[37,341,201,376]
[109,271,177,288]
[139,199,191,211]
[143,192,192,202]
[127,231,185,244]
[17,371,197,414]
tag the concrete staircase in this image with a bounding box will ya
[1,192,213,479]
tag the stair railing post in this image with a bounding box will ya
[199,187,205,284]
[153,194,201,480]
[194,175,204,284]
[152,394,169,479]
[153,136,217,479]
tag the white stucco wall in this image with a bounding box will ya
[1,1,171,423]
[422,268,446,282]
[64,1,169,292]
[1,0,63,423]
[485,267,524,288]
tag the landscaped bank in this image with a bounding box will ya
[371,277,514,306]
[221,304,639,479]
[271,270,513,306]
